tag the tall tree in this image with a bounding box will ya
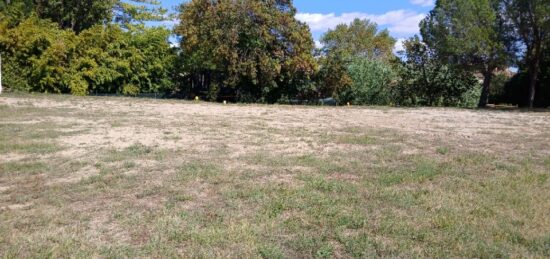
[113,0,168,29]
[34,0,114,33]
[421,0,514,107]
[321,19,396,61]
[318,18,396,99]
[2,0,167,33]
[503,0,550,108]
[175,0,316,103]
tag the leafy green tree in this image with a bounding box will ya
[68,25,174,95]
[316,55,352,99]
[30,28,78,94]
[317,19,396,100]
[113,0,168,29]
[341,58,396,105]
[1,0,167,33]
[0,16,69,92]
[70,25,133,95]
[321,19,396,61]
[503,0,550,107]
[421,0,514,107]
[396,36,479,107]
[175,0,317,103]
[34,0,114,33]
[128,27,176,94]
[0,0,174,96]
[0,15,174,95]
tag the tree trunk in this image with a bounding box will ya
[478,69,492,108]
[527,60,540,108]
[0,53,3,94]
[527,40,542,108]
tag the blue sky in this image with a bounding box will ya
[157,0,435,50]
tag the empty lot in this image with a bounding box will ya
[1,93,549,257]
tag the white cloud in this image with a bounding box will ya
[314,40,324,49]
[410,0,434,7]
[393,38,406,54]
[162,18,180,27]
[296,10,426,36]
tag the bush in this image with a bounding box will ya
[67,75,88,96]
[0,17,175,96]
[122,83,140,96]
[0,16,71,93]
[0,55,30,91]
[458,84,482,108]
[340,58,396,105]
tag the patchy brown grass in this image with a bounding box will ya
[1,93,549,258]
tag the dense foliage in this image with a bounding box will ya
[420,0,514,107]
[0,0,174,96]
[317,19,396,101]
[0,0,548,107]
[342,58,396,105]
[502,0,550,107]
[0,0,167,31]
[493,46,550,107]
[0,17,174,95]
[174,0,317,103]
[395,36,479,107]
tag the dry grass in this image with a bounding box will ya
[1,93,549,258]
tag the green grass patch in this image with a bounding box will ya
[436,146,450,155]
[0,142,61,155]
[337,134,377,145]
[101,143,154,162]
[378,158,441,186]
[176,161,221,181]
[544,157,550,169]
[0,161,47,176]
[258,244,285,259]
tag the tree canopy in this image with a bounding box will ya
[175,0,317,103]
[1,0,167,32]
[321,19,396,61]
[420,0,514,107]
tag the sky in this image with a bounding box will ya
[157,0,436,51]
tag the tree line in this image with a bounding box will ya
[0,0,548,107]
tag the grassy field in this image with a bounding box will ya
[1,93,549,258]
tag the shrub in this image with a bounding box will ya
[0,17,175,96]
[340,58,396,105]
[122,83,140,96]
